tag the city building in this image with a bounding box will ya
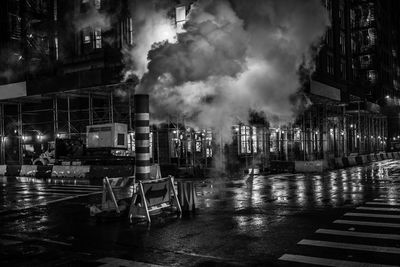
[0,0,400,173]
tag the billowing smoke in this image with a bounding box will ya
[123,1,177,80]
[73,2,111,31]
[124,0,330,139]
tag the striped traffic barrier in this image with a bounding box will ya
[347,157,357,166]
[134,94,150,180]
[334,157,344,168]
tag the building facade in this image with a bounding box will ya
[1,0,400,171]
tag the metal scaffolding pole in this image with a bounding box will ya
[88,93,93,125]
[128,89,132,131]
[357,102,361,154]
[0,104,5,164]
[67,96,71,137]
[18,103,23,165]
[53,96,58,137]
[109,91,114,123]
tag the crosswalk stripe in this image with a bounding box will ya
[374,198,399,201]
[357,206,400,212]
[97,257,164,267]
[279,254,397,267]
[366,202,400,207]
[20,189,101,194]
[345,212,400,219]
[298,239,400,254]
[334,219,400,228]
[316,228,400,240]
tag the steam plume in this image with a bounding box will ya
[124,0,330,139]
[73,2,111,31]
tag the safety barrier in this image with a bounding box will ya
[347,157,357,167]
[334,158,344,168]
[20,165,38,177]
[129,176,181,224]
[51,165,90,178]
[0,165,7,176]
[90,176,134,216]
[331,152,398,169]
[177,179,197,213]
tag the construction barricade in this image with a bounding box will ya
[129,176,181,224]
[177,179,197,214]
[89,176,135,218]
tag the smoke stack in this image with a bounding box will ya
[134,94,150,180]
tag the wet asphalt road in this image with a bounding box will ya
[1,160,400,266]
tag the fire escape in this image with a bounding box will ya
[351,0,377,99]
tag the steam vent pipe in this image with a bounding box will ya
[134,94,150,180]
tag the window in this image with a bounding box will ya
[175,6,186,33]
[340,60,346,80]
[325,28,333,48]
[82,27,91,44]
[327,53,334,75]
[94,0,101,10]
[117,134,125,146]
[367,70,377,84]
[55,36,59,60]
[340,32,346,55]
[339,8,345,29]
[81,0,89,12]
[9,13,21,40]
[121,17,133,46]
[94,28,102,48]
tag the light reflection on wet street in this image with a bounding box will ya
[196,160,399,212]
[0,176,102,213]
[0,159,400,266]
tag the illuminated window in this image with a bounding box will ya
[94,28,102,48]
[83,27,91,44]
[94,0,101,9]
[175,6,186,33]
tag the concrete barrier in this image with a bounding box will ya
[36,165,53,178]
[368,153,376,162]
[387,152,393,159]
[334,157,344,168]
[395,152,400,159]
[20,165,38,177]
[0,165,7,176]
[295,160,325,173]
[347,157,357,166]
[51,165,90,178]
[361,155,369,164]
[6,165,21,176]
[88,165,134,178]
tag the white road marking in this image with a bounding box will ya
[0,191,101,214]
[2,234,71,246]
[345,212,400,219]
[357,206,400,212]
[96,257,168,267]
[316,228,400,240]
[334,219,400,228]
[298,239,400,254]
[0,239,23,246]
[279,254,397,267]
[374,198,399,201]
[366,202,400,207]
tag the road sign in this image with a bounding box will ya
[129,176,181,224]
